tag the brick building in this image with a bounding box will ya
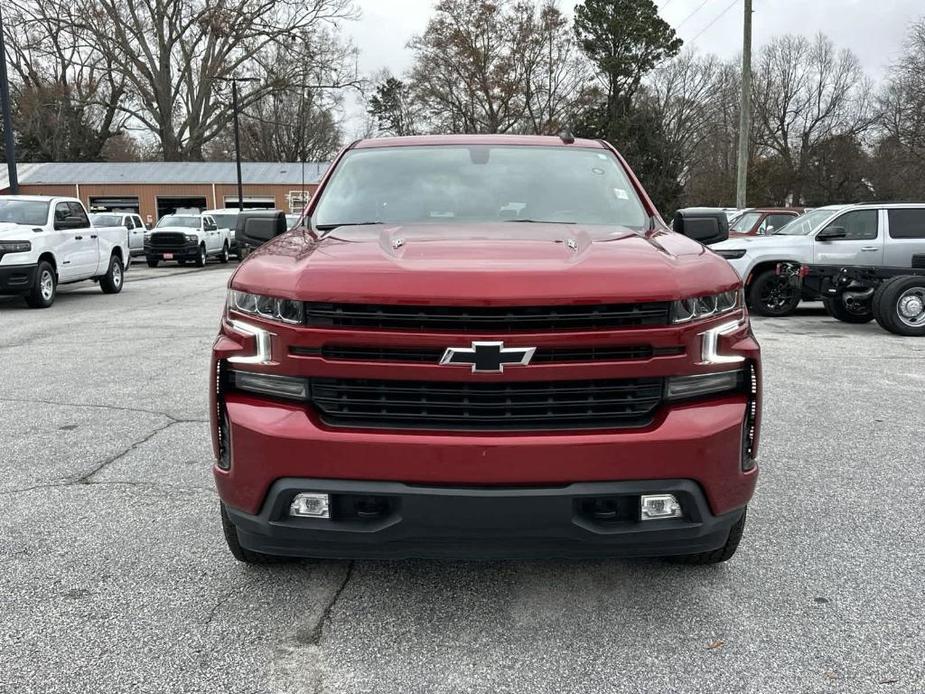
[0,161,328,225]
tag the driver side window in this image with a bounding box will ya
[54,203,70,224]
[823,210,878,240]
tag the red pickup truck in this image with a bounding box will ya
[211,135,761,564]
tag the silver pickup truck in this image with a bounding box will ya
[711,203,925,325]
[799,205,925,335]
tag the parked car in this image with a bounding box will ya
[802,205,925,334]
[144,213,230,267]
[0,195,129,308]
[711,203,925,317]
[728,208,804,238]
[90,211,146,257]
[213,134,761,566]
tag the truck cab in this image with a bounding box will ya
[212,135,761,565]
[145,213,230,267]
[0,195,129,308]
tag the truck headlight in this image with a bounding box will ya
[715,249,746,260]
[185,234,198,243]
[670,289,740,323]
[228,290,304,325]
[0,240,32,253]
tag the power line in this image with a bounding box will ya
[689,0,741,43]
[675,0,710,30]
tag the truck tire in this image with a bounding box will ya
[25,260,57,309]
[748,270,801,317]
[670,508,747,565]
[146,258,159,268]
[873,276,925,336]
[219,242,230,264]
[220,503,285,564]
[100,255,124,294]
[195,244,207,267]
[823,293,873,323]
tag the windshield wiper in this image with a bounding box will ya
[504,219,575,224]
[314,221,384,232]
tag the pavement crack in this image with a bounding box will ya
[77,420,182,483]
[0,396,207,423]
[204,591,235,626]
[303,561,354,647]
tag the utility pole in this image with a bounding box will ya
[735,0,752,209]
[231,79,244,210]
[0,3,20,194]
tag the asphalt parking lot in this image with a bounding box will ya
[0,265,923,694]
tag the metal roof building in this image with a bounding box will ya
[0,161,329,222]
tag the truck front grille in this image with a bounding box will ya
[310,377,664,430]
[307,345,685,363]
[148,232,188,247]
[304,302,671,331]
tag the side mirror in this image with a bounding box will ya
[54,216,87,230]
[235,211,287,250]
[672,208,729,245]
[816,226,847,241]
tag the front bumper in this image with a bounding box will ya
[0,263,37,294]
[225,478,746,559]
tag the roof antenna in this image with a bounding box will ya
[558,127,575,145]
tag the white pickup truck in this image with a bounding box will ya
[0,195,129,308]
[144,213,231,267]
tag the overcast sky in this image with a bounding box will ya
[341,0,923,135]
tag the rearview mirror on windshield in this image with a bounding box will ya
[672,208,729,245]
[235,211,287,250]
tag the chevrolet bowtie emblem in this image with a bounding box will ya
[439,341,536,373]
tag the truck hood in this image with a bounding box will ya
[0,222,42,239]
[712,234,813,252]
[150,226,199,234]
[232,223,741,304]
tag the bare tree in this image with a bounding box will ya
[407,0,534,133]
[2,0,128,160]
[516,2,587,135]
[75,0,357,160]
[751,33,876,203]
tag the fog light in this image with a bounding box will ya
[289,493,330,518]
[640,494,682,520]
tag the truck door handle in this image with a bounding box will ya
[90,234,98,239]
[74,235,83,240]
[861,246,878,251]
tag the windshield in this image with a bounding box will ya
[774,208,838,235]
[730,211,761,233]
[156,215,200,229]
[90,214,122,227]
[313,145,648,230]
[211,214,237,229]
[0,199,49,226]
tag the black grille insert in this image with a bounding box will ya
[304,302,671,331]
[310,377,664,430]
[303,345,685,363]
[148,232,189,247]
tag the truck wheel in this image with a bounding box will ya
[195,244,207,267]
[25,260,57,309]
[748,270,800,317]
[100,255,124,294]
[874,276,925,336]
[146,258,159,268]
[823,293,873,323]
[220,503,285,564]
[670,508,747,565]
[219,242,230,264]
